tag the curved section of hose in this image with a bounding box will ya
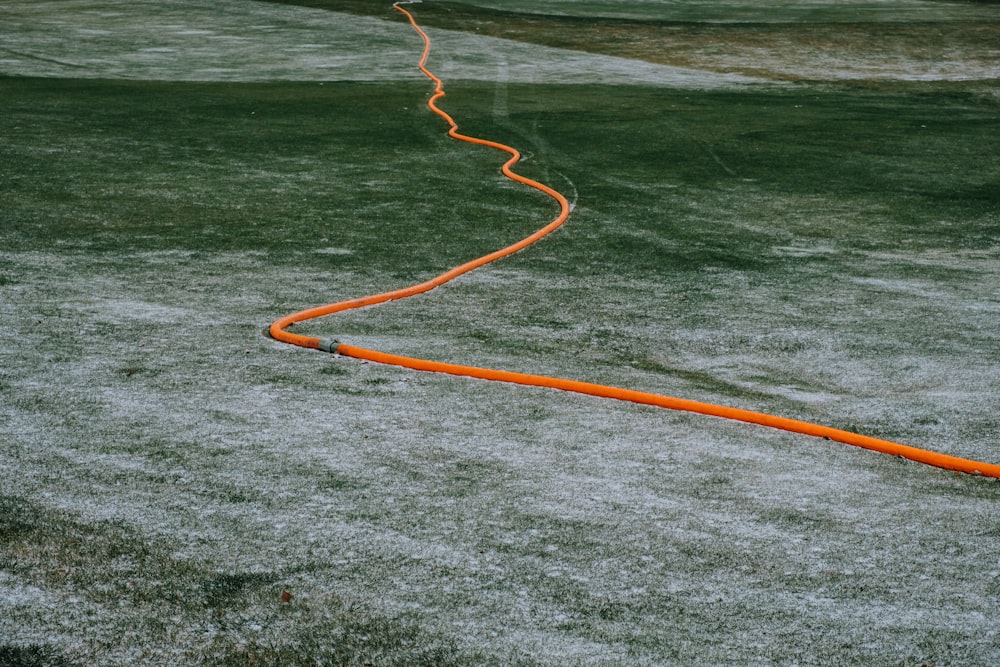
[269,2,1000,479]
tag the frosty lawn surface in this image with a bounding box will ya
[0,0,762,87]
[424,0,1000,22]
[2,0,999,665]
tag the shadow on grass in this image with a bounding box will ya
[0,645,73,667]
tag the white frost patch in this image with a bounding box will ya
[0,0,425,82]
[849,276,950,301]
[58,297,195,325]
[0,573,54,608]
[427,27,768,88]
[709,49,1000,82]
[773,244,838,258]
[0,0,769,87]
[3,233,1000,663]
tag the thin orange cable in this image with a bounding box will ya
[269,2,1000,479]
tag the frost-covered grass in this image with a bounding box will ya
[0,0,421,82]
[302,0,1000,82]
[0,0,763,87]
[283,0,1000,23]
[425,0,1000,22]
[2,0,1000,665]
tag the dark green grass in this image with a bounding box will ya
[1,77,544,266]
[4,75,995,272]
[543,85,997,272]
[0,644,73,667]
[0,77,548,275]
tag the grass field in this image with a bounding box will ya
[2,0,999,665]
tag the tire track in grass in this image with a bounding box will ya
[270,1,1000,479]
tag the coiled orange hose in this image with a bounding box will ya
[269,1,1000,479]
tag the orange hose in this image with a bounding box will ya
[269,2,1000,479]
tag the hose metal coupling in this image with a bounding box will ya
[317,338,340,353]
